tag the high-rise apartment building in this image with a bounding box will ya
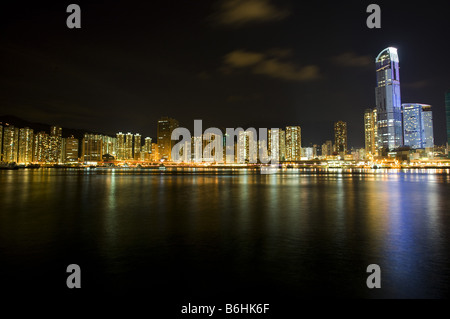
[334,121,347,155]
[2,125,18,163]
[375,47,403,152]
[151,143,159,162]
[285,126,301,161]
[33,131,50,163]
[142,137,152,161]
[134,134,141,160]
[157,117,179,161]
[268,129,281,162]
[102,136,116,158]
[125,133,133,160]
[49,126,62,163]
[238,130,257,163]
[18,127,34,164]
[116,132,125,160]
[364,109,378,155]
[402,104,434,149]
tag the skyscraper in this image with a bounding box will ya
[238,130,257,163]
[64,136,79,163]
[285,126,301,161]
[268,129,280,162]
[102,136,116,158]
[375,47,402,153]
[364,108,378,155]
[157,117,179,161]
[49,126,62,163]
[125,133,133,160]
[82,134,103,162]
[33,131,50,163]
[334,121,347,155]
[143,137,152,161]
[18,127,34,164]
[2,125,17,163]
[402,104,434,149]
[134,134,141,160]
[446,90,450,158]
[116,132,125,160]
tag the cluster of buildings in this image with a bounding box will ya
[363,47,446,161]
[1,47,450,166]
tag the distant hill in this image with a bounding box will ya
[0,115,113,140]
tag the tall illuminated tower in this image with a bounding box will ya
[375,47,402,153]
[3,125,18,163]
[334,121,347,155]
[134,133,141,160]
[116,132,125,160]
[18,127,34,164]
[285,126,301,161]
[364,108,378,155]
[64,136,79,163]
[157,117,179,161]
[402,104,434,149]
[125,133,133,160]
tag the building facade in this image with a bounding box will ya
[18,127,34,164]
[157,117,179,161]
[402,104,434,149]
[64,136,79,163]
[375,47,403,152]
[364,108,378,155]
[2,125,18,163]
[334,121,348,155]
[285,126,301,161]
[82,134,103,162]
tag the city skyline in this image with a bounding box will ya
[0,1,449,147]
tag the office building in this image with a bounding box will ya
[157,117,179,161]
[402,104,434,149]
[82,134,103,162]
[64,136,79,163]
[375,47,403,152]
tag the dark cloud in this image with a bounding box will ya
[211,0,290,26]
[332,52,373,68]
[224,49,321,81]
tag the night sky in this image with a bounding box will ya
[1,0,449,147]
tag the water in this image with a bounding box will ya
[1,168,450,301]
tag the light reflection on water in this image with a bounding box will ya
[0,168,449,298]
